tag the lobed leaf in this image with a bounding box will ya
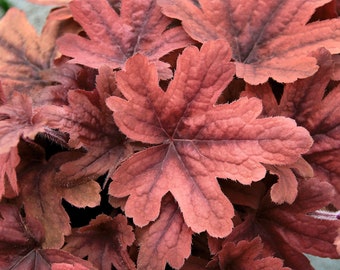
[106,40,312,237]
[158,0,340,84]
[39,67,132,185]
[57,0,193,80]
[137,194,192,270]
[207,237,290,270]
[0,147,19,199]
[223,178,340,269]
[0,8,82,106]
[63,214,135,270]
[18,151,101,249]
[244,48,340,207]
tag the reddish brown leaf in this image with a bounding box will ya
[6,249,95,270]
[158,0,340,84]
[243,48,340,208]
[0,147,19,199]
[264,158,314,204]
[310,0,338,21]
[0,90,52,198]
[0,203,40,269]
[181,256,209,270]
[223,178,340,270]
[106,40,312,237]
[136,194,192,270]
[207,237,290,270]
[57,0,193,80]
[18,151,101,249]
[0,8,82,106]
[332,54,340,80]
[63,214,135,270]
[39,67,132,184]
[0,203,94,269]
[0,92,46,155]
[0,203,92,269]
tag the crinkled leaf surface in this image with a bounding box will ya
[0,8,82,106]
[223,178,340,270]
[244,48,340,208]
[39,66,131,184]
[0,92,46,155]
[136,194,192,270]
[0,89,49,199]
[63,214,135,270]
[158,0,340,84]
[18,150,101,249]
[57,0,193,80]
[106,40,312,237]
[42,74,131,184]
[207,237,290,270]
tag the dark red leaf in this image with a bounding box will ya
[18,151,101,249]
[207,237,290,270]
[0,204,91,269]
[223,178,340,270]
[63,214,135,270]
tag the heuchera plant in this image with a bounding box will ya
[0,0,340,269]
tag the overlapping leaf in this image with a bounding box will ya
[39,66,132,184]
[63,214,135,270]
[0,147,19,199]
[0,92,46,155]
[243,48,340,208]
[158,0,340,84]
[136,194,192,270]
[222,178,340,270]
[207,237,290,270]
[0,91,46,200]
[18,149,101,249]
[0,203,94,270]
[106,39,312,237]
[0,8,82,106]
[57,0,193,80]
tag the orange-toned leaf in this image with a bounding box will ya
[0,8,82,106]
[57,0,193,80]
[265,158,314,204]
[106,40,312,237]
[244,48,340,208]
[158,0,340,84]
[137,194,192,270]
